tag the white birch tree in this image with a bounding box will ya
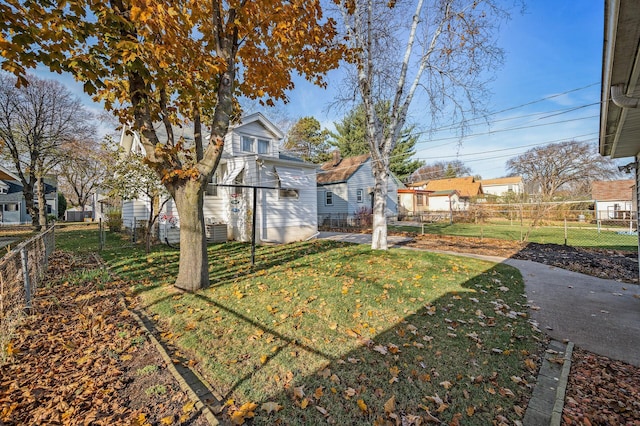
[335,0,511,249]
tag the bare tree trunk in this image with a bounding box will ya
[371,160,389,250]
[36,175,47,230]
[172,181,208,291]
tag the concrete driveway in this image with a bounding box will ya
[317,232,640,366]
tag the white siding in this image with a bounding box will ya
[122,198,151,229]
[317,183,349,215]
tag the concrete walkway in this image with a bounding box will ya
[317,232,640,366]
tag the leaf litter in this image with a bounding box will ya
[0,251,208,425]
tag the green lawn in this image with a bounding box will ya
[390,222,638,251]
[55,227,544,425]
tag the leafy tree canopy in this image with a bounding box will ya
[283,116,332,163]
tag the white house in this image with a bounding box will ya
[316,152,401,226]
[591,179,636,220]
[408,176,483,211]
[479,176,524,197]
[120,113,318,244]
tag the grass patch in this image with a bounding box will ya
[390,222,637,251]
[137,365,159,376]
[144,384,167,397]
[97,237,542,425]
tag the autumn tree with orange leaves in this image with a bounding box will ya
[0,0,344,290]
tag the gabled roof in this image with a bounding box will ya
[317,154,370,185]
[479,176,522,186]
[424,176,483,198]
[237,112,284,139]
[591,179,635,201]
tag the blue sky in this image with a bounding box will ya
[35,1,609,179]
[282,1,608,179]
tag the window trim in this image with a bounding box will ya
[241,135,254,152]
[356,189,363,203]
[325,191,333,206]
[258,139,270,154]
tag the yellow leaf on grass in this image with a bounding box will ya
[466,406,475,416]
[440,380,453,390]
[314,387,324,399]
[120,354,133,361]
[260,355,268,364]
[384,396,396,414]
[183,401,195,413]
[300,398,309,409]
[524,358,537,371]
[328,322,338,330]
[160,416,174,425]
[5,342,18,356]
[357,399,368,413]
[261,402,282,414]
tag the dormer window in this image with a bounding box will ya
[241,135,270,155]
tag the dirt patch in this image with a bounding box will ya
[400,234,639,284]
[0,251,209,426]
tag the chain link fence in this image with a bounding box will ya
[321,201,639,251]
[0,225,55,362]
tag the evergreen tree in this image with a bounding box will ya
[329,103,423,180]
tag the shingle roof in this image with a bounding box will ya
[424,176,483,198]
[479,176,522,186]
[317,154,370,185]
[591,179,635,201]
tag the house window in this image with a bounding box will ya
[325,191,333,206]
[356,189,363,203]
[242,136,254,152]
[279,189,299,199]
[417,194,424,206]
[508,185,513,192]
[0,187,6,194]
[242,136,270,154]
[4,203,18,211]
[258,139,270,154]
[206,172,218,197]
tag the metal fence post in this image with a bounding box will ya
[20,248,31,312]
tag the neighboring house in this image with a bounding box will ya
[408,176,483,211]
[591,179,636,220]
[426,190,463,212]
[0,165,57,224]
[397,188,431,218]
[317,152,401,225]
[120,112,318,244]
[479,176,524,198]
[600,0,640,272]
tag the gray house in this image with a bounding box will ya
[317,152,401,226]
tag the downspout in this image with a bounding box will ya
[611,84,640,108]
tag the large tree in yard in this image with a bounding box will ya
[1,1,344,290]
[506,140,620,199]
[335,0,511,249]
[0,73,95,229]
